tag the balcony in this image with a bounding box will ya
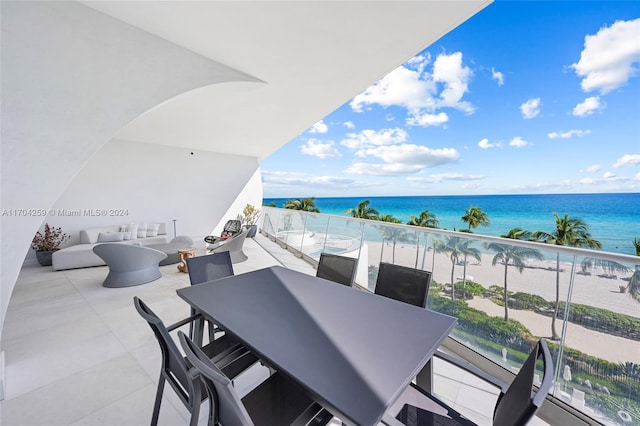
[1,210,637,425]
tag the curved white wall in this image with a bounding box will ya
[0,2,260,333]
[43,139,262,248]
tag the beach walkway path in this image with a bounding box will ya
[467,297,640,364]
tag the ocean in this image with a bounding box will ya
[262,193,640,256]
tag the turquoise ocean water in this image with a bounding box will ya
[263,193,640,255]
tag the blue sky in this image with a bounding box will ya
[260,1,640,198]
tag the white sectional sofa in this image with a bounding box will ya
[52,223,169,271]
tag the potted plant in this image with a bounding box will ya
[242,204,261,238]
[31,223,69,266]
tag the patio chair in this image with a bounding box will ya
[178,331,334,426]
[209,228,250,263]
[315,252,358,286]
[204,219,243,245]
[374,263,431,308]
[134,297,258,426]
[391,339,554,426]
[186,251,234,340]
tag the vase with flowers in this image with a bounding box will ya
[242,204,261,238]
[31,223,69,266]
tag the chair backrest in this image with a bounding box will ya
[221,220,243,237]
[178,331,254,426]
[493,339,553,426]
[212,228,249,263]
[316,252,358,286]
[133,297,194,405]
[187,251,234,285]
[374,263,431,308]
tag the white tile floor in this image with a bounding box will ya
[0,234,524,426]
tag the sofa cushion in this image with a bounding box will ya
[120,224,138,240]
[98,232,125,243]
[137,223,148,238]
[146,223,160,237]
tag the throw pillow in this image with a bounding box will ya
[137,223,148,238]
[97,232,125,243]
[119,225,132,240]
[146,223,160,237]
[120,223,138,240]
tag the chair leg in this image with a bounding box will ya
[151,374,165,426]
[189,385,201,426]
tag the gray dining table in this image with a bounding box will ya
[176,265,457,426]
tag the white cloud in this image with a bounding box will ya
[548,129,591,139]
[341,128,407,149]
[520,98,541,119]
[407,173,485,183]
[350,63,435,112]
[308,120,328,134]
[509,136,529,148]
[585,164,602,173]
[572,96,603,116]
[635,172,640,181]
[349,52,475,125]
[406,112,448,127]
[579,178,597,185]
[300,139,340,159]
[359,144,459,167]
[477,138,503,149]
[345,162,424,176]
[602,171,629,182]
[343,121,355,129]
[491,67,504,86]
[613,154,640,168]
[432,52,475,113]
[571,18,640,94]
[262,171,374,189]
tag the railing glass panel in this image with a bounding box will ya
[259,207,640,425]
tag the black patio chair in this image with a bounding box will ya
[374,262,431,308]
[204,219,242,245]
[134,297,258,426]
[316,252,358,287]
[390,339,554,426]
[186,251,234,340]
[178,331,334,426]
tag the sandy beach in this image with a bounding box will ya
[366,241,640,363]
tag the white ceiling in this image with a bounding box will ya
[83,1,492,160]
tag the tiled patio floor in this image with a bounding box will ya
[0,234,520,426]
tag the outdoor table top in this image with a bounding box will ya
[177,265,457,426]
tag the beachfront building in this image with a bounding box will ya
[2,1,638,425]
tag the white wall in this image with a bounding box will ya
[27,139,262,255]
[1,1,259,337]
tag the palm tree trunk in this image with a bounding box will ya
[503,263,509,321]
[450,263,456,301]
[392,238,397,263]
[552,253,560,340]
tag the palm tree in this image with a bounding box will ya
[283,197,320,212]
[434,236,481,300]
[461,206,490,232]
[627,238,640,302]
[534,213,601,339]
[486,228,544,321]
[377,214,408,263]
[407,210,439,229]
[619,362,640,403]
[344,200,378,220]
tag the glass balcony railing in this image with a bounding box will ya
[260,207,640,426]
